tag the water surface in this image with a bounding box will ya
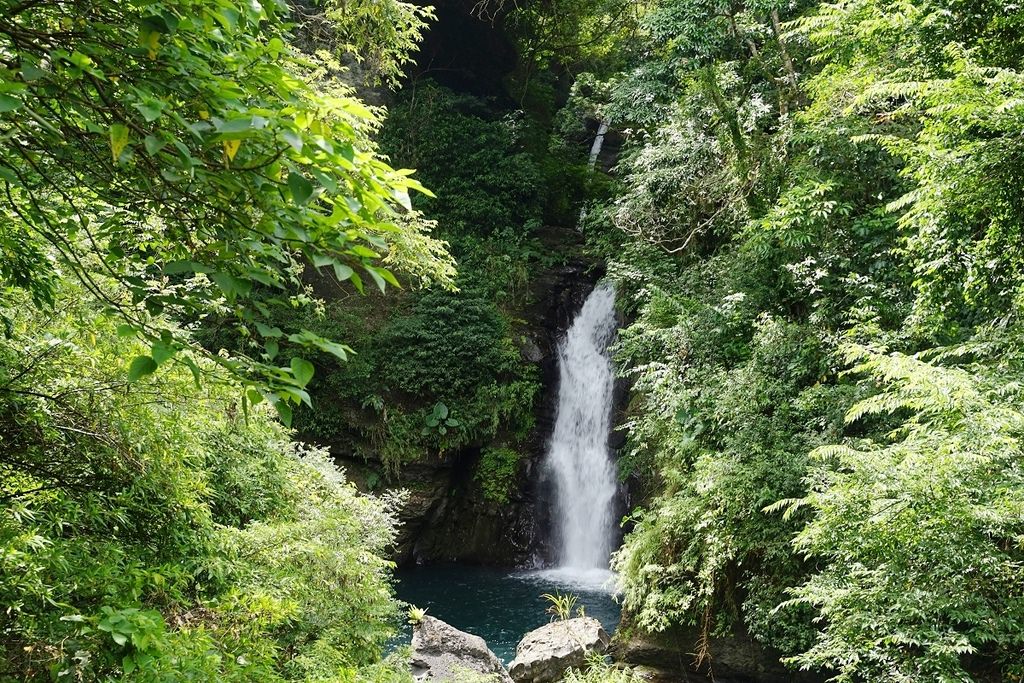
[394,565,622,663]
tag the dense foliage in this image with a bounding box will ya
[0,1,438,680]
[0,0,452,419]
[5,0,1024,681]
[558,0,1024,680]
[255,82,554,475]
[0,286,408,681]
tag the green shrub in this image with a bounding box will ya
[288,290,539,472]
[0,287,404,681]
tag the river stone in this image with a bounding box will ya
[411,616,514,683]
[508,617,610,683]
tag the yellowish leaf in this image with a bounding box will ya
[109,124,129,162]
[223,139,241,163]
[142,30,161,59]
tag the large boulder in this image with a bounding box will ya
[508,617,611,683]
[411,615,514,683]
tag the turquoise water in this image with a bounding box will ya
[393,565,622,664]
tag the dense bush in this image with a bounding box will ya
[0,287,406,681]
[244,286,538,472]
[474,447,523,505]
[380,83,551,299]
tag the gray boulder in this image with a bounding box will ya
[411,616,514,683]
[509,617,611,683]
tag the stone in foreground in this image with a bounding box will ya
[509,617,611,683]
[411,615,514,682]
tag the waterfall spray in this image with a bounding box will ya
[547,282,619,570]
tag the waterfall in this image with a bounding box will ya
[587,119,610,170]
[547,282,619,570]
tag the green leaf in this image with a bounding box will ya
[255,322,283,338]
[211,272,252,299]
[0,94,23,113]
[290,357,315,387]
[127,355,158,382]
[311,253,333,268]
[274,399,293,426]
[143,135,165,155]
[315,339,349,361]
[218,119,248,134]
[133,98,164,122]
[283,129,303,153]
[365,265,387,293]
[393,187,412,211]
[182,356,202,388]
[20,63,45,81]
[217,8,240,29]
[333,263,354,281]
[366,265,400,291]
[164,260,210,274]
[350,272,364,294]
[151,341,174,365]
[379,268,401,288]
[288,171,313,204]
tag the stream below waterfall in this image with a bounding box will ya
[393,565,621,664]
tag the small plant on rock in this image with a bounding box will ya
[408,606,428,626]
[542,592,578,621]
[423,402,461,436]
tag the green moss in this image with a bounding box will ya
[474,447,522,505]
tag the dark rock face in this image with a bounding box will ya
[411,615,513,682]
[509,617,611,683]
[612,620,824,683]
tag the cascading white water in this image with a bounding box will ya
[547,282,619,570]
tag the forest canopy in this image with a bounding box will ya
[0,0,453,422]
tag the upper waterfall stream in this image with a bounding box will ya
[547,282,619,571]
